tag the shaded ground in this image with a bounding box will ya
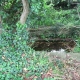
[23,50,80,80]
[69,52,80,61]
[42,51,80,80]
[30,38,76,52]
[46,50,80,61]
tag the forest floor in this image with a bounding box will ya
[47,50,80,61]
[43,50,80,80]
[23,50,80,80]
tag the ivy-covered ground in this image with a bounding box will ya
[0,0,80,80]
[1,47,80,80]
[0,24,80,80]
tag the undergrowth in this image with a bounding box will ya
[0,23,80,80]
[73,38,80,52]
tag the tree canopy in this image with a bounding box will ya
[0,0,80,27]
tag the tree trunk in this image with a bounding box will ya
[0,16,2,24]
[20,0,29,24]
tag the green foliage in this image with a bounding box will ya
[73,38,80,52]
[0,23,30,79]
[25,52,49,77]
[1,0,80,28]
[0,23,50,79]
[0,0,22,26]
[27,0,80,28]
[0,0,80,79]
[1,22,65,79]
[44,78,55,80]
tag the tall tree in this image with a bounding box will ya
[20,0,29,24]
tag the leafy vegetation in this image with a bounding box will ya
[0,0,80,80]
[27,1,80,27]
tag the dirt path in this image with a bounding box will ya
[45,50,80,61]
[69,52,80,61]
